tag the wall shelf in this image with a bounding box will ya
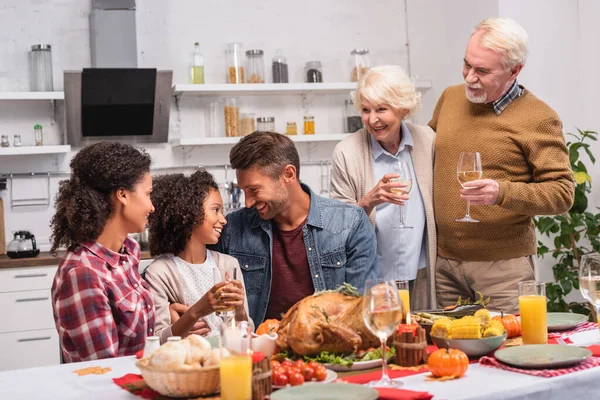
[0,92,64,100]
[173,81,432,97]
[0,145,71,156]
[171,134,350,147]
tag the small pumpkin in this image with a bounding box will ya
[428,345,469,378]
[256,319,279,335]
[492,311,521,338]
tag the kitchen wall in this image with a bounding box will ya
[1,0,599,296]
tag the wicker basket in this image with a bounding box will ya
[136,358,220,398]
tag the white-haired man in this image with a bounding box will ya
[429,17,574,312]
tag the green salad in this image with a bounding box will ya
[277,346,395,367]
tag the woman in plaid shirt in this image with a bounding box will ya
[50,142,156,362]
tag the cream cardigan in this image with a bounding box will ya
[330,125,437,310]
[144,250,253,344]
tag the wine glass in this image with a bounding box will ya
[579,253,600,331]
[362,279,404,388]
[213,267,238,327]
[389,160,413,229]
[456,151,482,223]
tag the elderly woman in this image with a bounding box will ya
[330,65,436,310]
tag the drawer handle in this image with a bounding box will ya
[14,273,48,278]
[18,336,51,342]
[16,297,49,303]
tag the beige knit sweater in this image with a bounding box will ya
[429,84,574,261]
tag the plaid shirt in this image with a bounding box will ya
[492,79,524,115]
[51,237,155,363]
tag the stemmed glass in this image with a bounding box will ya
[389,160,413,229]
[362,279,404,388]
[579,253,600,332]
[213,267,237,327]
[456,151,482,223]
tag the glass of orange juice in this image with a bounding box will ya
[395,280,410,322]
[518,280,547,345]
[219,321,252,400]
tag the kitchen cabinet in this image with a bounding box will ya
[0,265,60,371]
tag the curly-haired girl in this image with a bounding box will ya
[50,141,155,362]
[144,169,251,343]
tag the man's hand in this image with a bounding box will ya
[460,179,500,205]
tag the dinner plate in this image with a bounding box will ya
[494,344,592,369]
[273,368,337,389]
[322,357,392,372]
[546,312,589,332]
[270,383,378,400]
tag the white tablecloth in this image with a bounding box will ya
[0,355,599,399]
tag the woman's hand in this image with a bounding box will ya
[188,320,211,336]
[169,302,189,324]
[357,173,410,214]
[218,279,246,312]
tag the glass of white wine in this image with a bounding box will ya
[389,160,413,229]
[456,151,482,223]
[579,253,600,332]
[362,279,404,388]
[213,267,238,326]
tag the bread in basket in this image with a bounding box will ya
[136,335,227,397]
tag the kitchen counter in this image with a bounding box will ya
[0,250,152,269]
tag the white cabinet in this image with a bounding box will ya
[0,265,60,371]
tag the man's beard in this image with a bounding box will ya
[465,83,487,103]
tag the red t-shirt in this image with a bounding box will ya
[265,219,314,320]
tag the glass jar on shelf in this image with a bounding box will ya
[246,50,265,83]
[272,49,289,83]
[305,61,323,83]
[350,48,370,82]
[226,42,245,84]
[303,116,315,135]
[257,117,275,132]
[190,42,205,84]
[241,113,256,136]
[13,134,22,147]
[30,44,53,91]
[224,98,241,137]
[34,124,43,146]
[286,122,297,135]
[1,135,9,147]
[205,101,223,137]
[344,100,363,132]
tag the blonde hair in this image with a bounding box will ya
[352,65,421,119]
[472,17,529,71]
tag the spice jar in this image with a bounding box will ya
[1,135,9,147]
[226,42,245,84]
[224,98,241,137]
[30,44,53,91]
[350,48,370,82]
[34,124,43,146]
[272,49,289,83]
[257,117,275,132]
[285,122,297,135]
[13,134,22,147]
[305,61,323,83]
[241,113,256,136]
[246,50,265,83]
[344,100,363,132]
[303,116,315,135]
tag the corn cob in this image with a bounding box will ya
[483,319,505,337]
[450,316,482,339]
[474,308,491,327]
[431,317,452,339]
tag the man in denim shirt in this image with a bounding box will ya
[213,132,378,325]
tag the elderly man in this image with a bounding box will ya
[429,17,574,312]
[214,131,379,325]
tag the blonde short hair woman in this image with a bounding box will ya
[330,65,437,310]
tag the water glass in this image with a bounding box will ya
[518,281,547,344]
[579,253,600,331]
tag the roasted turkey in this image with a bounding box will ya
[275,291,380,356]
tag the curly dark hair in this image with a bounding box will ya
[230,131,301,179]
[147,169,219,257]
[50,141,152,254]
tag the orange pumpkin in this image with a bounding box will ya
[256,319,279,335]
[492,311,521,338]
[428,346,469,378]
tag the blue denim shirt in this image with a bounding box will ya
[213,184,379,326]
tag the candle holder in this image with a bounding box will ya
[393,325,428,367]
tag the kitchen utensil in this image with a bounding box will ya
[494,344,592,369]
[431,332,507,358]
[6,230,40,259]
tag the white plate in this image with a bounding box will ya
[273,368,337,389]
[322,358,388,372]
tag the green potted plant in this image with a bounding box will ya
[535,129,599,318]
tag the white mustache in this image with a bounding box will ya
[466,83,483,89]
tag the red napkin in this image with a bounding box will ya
[376,387,433,400]
[342,368,428,384]
[480,355,600,378]
[113,373,161,399]
[588,344,600,357]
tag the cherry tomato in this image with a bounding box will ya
[313,366,327,382]
[288,367,302,377]
[301,365,314,381]
[270,360,281,370]
[272,370,288,386]
[307,361,321,370]
[294,359,306,370]
[281,359,293,368]
[288,371,305,386]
